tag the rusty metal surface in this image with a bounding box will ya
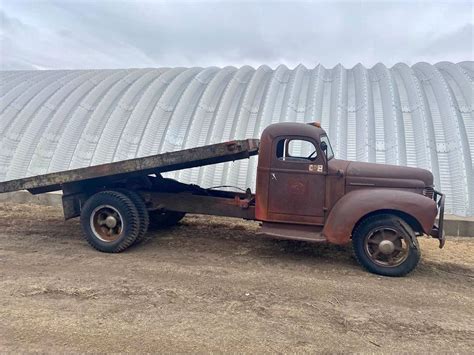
[254,122,441,246]
[322,189,438,245]
[346,161,433,189]
[430,189,446,248]
[255,122,327,224]
[256,123,346,225]
[145,191,255,220]
[324,159,349,212]
[257,222,325,243]
[0,139,259,194]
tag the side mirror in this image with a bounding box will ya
[320,141,328,172]
[320,141,327,152]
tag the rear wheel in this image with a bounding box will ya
[352,214,420,277]
[149,210,185,230]
[115,189,149,244]
[80,191,140,253]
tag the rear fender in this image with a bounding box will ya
[322,189,438,245]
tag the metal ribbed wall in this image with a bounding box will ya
[0,63,473,216]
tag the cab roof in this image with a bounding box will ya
[261,122,327,141]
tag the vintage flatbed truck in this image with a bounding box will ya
[0,122,445,276]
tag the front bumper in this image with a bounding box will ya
[429,189,446,248]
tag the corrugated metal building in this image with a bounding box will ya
[0,62,473,216]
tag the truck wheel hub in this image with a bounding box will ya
[378,240,395,254]
[105,216,117,228]
[90,205,124,242]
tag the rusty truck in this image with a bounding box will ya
[0,122,445,276]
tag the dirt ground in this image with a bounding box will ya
[0,202,473,353]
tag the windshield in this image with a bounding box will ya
[320,135,334,160]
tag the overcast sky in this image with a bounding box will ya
[0,0,472,70]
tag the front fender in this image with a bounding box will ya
[322,189,438,245]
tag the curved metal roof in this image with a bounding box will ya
[0,62,473,216]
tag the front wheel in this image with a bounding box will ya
[352,214,420,277]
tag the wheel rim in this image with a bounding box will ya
[90,205,124,242]
[364,227,410,267]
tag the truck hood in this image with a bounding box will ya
[345,161,433,188]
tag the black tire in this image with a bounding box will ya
[115,189,149,244]
[80,190,140,253]
[352,214,421,277]
[149,210,186,230]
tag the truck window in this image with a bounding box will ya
[276,139,317,161]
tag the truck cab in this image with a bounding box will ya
[254,122,445,276]
[256,122,332,225]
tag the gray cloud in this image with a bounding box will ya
[1,0,472,70]
[422,23,474,57]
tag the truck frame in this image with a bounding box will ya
[0,122,445,276]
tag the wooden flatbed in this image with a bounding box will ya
[0,139,260,195]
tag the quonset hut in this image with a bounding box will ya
[0,62,472,215]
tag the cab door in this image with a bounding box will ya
[267,136,326,225]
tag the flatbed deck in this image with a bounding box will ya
[0,139,260,195]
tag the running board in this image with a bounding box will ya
[257,222,326,243]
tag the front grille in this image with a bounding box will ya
[423,187,434,199]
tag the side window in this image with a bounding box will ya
[276,138,317,161]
